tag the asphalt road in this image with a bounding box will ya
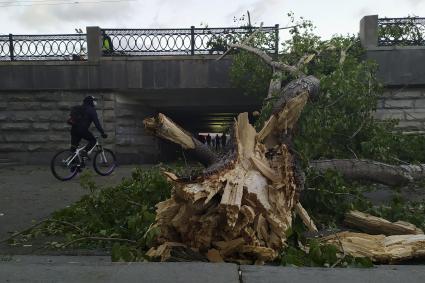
[0,165,138,243]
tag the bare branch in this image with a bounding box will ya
[228,43,301,76]
[216,22,264,61]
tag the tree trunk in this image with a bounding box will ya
[144,76,320,263]
[144,113,218,167]
[310,159,410,186]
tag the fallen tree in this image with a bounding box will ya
[143,20,425,264]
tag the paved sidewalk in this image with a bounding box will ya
[1,256,425,283]
[241,265,425,283]
[0,165,139,243]
[0,256,239,283]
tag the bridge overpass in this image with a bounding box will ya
[1,19,425,165]
[0,25,278,164]
[0,55,265,164]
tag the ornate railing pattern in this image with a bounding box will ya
[0,34,87,61]
[378,17,425,46]
[102,26,279,56]
[0,26,279,60]
[0,35,10,60]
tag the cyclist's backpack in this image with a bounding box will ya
[67,105,85,126]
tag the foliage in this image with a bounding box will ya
[280,241,373,268]
[230,51,273,98]
[301,169,373,228]
[12,167,172,261]
[369,194,425,231]
[279,218,373,268]
[206,13,277,56]
[231,13,425,165]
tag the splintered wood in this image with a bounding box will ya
[344,210,424,236]
[322,232,425,263]
[143,76,322,263]
[146,112,300,263]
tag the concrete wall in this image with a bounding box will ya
[0,56,233,91]
[361,15,425,132]
[114,95,159,163]
[367,47,425,87]
[0,56,241,165]
[368,47,425,131]
[375,88,425,132]
[0,91,158,164]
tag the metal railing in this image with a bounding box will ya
[0,34,87,61]
[378,17,425,46]
[0,25,279,61]
[101,25,279,56]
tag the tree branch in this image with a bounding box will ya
[228,43,301,76]
[216,22,264,61]
[310,159,417,186]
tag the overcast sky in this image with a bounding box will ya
[0,0,424,38]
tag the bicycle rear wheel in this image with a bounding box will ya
[51,150,79,181]
[93,148,117,176]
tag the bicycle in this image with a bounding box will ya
[50,137,117,181]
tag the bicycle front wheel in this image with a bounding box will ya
[51,150,78,181]
[93,149,117,176]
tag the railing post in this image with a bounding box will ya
[190,26,195,55]
[360,15,379,48]
[86,26,102,62]
[8,33,14,61]
[274,24,279,58]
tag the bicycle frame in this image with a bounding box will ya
[64,139,107,166]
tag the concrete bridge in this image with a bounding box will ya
[1,18,425,165]
[361,16,425,132]
[0,26,274,164]
[0,55,262,164]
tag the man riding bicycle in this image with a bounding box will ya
[68,96,108,157]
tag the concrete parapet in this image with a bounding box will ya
[87,26,102,63]
[360,15,378,48]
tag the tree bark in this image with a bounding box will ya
[144,113,218,167]
[310,159,415,186]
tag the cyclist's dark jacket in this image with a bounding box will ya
[70,101,104,151]
[75,103,105,135]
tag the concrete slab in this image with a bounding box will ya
[241,265,425,283]
[0,256,239,283]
